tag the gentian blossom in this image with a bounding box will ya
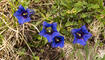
[14,5,34,24]
[51,35,64,48]
[39,21,60,42]
[71,25,92,46]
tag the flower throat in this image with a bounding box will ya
[46,27,53,34]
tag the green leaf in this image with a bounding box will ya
[74,8,83,14]
[74,1,87,8]
[81,13,88,18]
[60,0,72,9]
[65,21,72,27]
[60,28,69,35]
[32,54,39,60]
[34,56,39,60]
[88,4,100,10]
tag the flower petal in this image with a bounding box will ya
[59,43,64,48]
[13,11,21,17]
[76,39,86,46]
[51,41,56,47]
[16,16,23,24]
[71,29,80,33]
[18,5,25,12]
[23,17,31,23]
[39,28,46,36]
[52,22,57,32]
[43,21,51,27]
[43,34,52,42]
[73,37,76,44]
[26,8,35,15]
[71,29,80,36]
[16,16,30,24]
[14,5,25,16]
[59,40,64,48]
[51,32,60,39]
[83,33,92,41]
[81,25,89,34]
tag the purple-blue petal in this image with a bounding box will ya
[71,29,80,33]
[83,33,92,41]
[13,11,21,17]
[39,29,46,36]
[59,43,64,48]
[51,32,60,38]
[51,42,57,48]
[17,16,30,24]
[40,32,60,43]
[43,34,52,42]
[59,38,64,48]
[81,25,89,34]
[73,37,77,44]
[71,29,80,36]
[52,22,57,32]
[43,21,51,27]
[14,5,25,16]
[74,39,86,46]
[26,8,35,15]
[23,17,31,23]
[15,16,24,24]
[18,5,25,12]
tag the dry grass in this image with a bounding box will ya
[0,0,105,60]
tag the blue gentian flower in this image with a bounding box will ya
[39,21,60,42]
[51,35,64,48]
[14,5,34,24]
[71,25,92,46]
